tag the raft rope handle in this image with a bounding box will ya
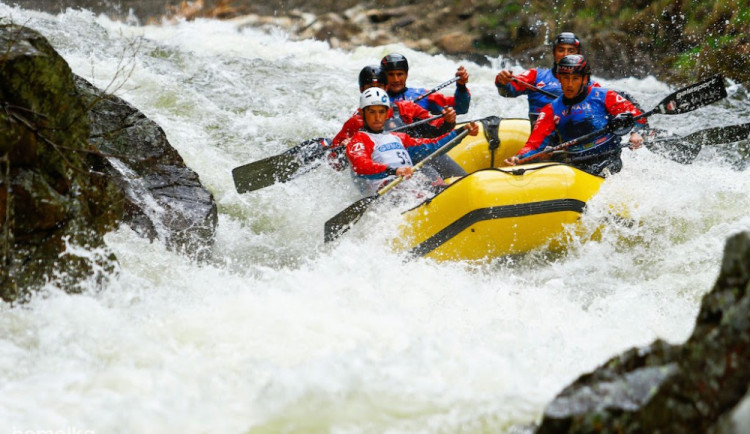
[498,163,562,176]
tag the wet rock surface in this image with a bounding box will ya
[0,24,217,302]
[535,231,750,433]
[0,24,123,301]
[76,77,218,262]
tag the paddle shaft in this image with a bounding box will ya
[413,76,460,103]
[516,74,727,165]
[510,76,558,99]
[386,114,444,133]
[378,127,471,195]
[324,128,471,242]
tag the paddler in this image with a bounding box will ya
[346,87,478,196]
[328,65,466,178]
[495,32,583,124]
[329,65,456,155]
[504,54,646,176]
[495,32,646,128]
[381,53,471,115]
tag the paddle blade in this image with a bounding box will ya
[232,138,326,193]
[654,74,727,115]
[324,196,378,243]
[684,122,750,145]
[232,153,301,193]
[645,122,750,164]
[645,135,701,164]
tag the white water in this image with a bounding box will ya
[1,5,749,433]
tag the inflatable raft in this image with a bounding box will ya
[396,117,607,261]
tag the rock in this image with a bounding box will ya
[586,30,656,79]
[0,24,124,302]
[536,231,750,433]
[436,31,475,54]
[0,23,219,302]
[74,77,218,262]
[365,6,415,24]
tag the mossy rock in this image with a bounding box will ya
[0,24,124,302]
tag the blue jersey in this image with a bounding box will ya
[497,67,562,119]
[388,84,471,115]
[520,87,646,160]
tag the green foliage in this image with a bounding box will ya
[473,0,750,83]
[673,47,700,71]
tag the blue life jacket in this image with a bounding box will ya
[500,68,562,119]
[388,85,471,115]
[548,87,621,158]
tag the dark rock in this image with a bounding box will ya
[586,31,656,80]
[74,77,218,262]
[0,23,218,302]
[0,24,124,302]
[392,16,416,30]
[366,6,415,24]
[536,231,750,433]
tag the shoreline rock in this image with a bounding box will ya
[536,230,750,433]
[0,23,217,302]
[7,1,749,83]
[76,76,218,263]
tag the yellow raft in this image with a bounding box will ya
[396,116,606,262]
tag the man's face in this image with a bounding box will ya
[554,44,580,63]
[558,73,587,99]
[362,105,388,131]
[386,70,408,93]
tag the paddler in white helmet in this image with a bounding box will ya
[346,87,478,196]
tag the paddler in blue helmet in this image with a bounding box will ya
[505,54,646,176]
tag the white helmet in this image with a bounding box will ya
[359,87,390,110]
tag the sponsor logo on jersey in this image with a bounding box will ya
[377,141,403,152]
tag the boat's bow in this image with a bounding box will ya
[397,163,605,261]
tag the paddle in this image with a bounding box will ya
[645,122,750,164]
[510,76,558,99]
[411,76,460,103]
[232,137,327,193]
[232,78,461,193]
[516,74,728,164]
[324,128,471,243]
[386,114,444,133]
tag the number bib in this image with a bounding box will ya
[366,131,413,168]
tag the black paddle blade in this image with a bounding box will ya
[324,196,378,243]
[232,138,327,193]
[645,135,701,164]
[655,74,727,115]
[684,122,750,145]
[645,122,750,164]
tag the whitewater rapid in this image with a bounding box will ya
[1,5,749,433]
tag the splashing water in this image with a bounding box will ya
[1,4,749,433]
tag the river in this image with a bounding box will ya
[1,4,749,433]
